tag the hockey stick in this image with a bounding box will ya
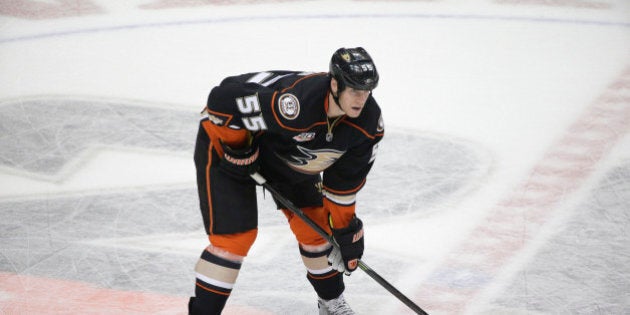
[250,172,429,315]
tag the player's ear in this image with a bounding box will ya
[330,78,338,95]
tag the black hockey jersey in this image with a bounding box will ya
[204,71,384,207]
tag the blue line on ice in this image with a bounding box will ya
[2,13,629,44]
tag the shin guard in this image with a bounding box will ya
[189,249,242,314]
[300,246,345,301]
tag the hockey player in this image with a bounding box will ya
[189,47,383,315]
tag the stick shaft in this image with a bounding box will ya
[250,173,428,315]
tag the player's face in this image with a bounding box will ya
[338,87,371,118]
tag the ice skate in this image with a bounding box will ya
[318,294,355,315]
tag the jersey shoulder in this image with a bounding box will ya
[205,71,330,132]
[269,73,330,131]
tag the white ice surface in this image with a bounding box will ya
[1,1,629,314]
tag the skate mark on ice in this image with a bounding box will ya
[413,66,630,314]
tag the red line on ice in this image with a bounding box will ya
[412,66,630,314]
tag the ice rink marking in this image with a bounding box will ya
[2,12,629,44]
[413,66,630,314]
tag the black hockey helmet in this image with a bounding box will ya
[329,47,379,91]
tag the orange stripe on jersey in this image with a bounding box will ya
[279,72,326,93]
[340,120,378,140]
[206,107,236,125]
[270,90,327,132]
[200,116,249,237]
[205,139,214,233]
[270,74,330,132]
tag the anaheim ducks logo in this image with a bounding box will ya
[281,146,345,174]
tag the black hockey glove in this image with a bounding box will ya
[219,140,259,179]
[328,216,364,275]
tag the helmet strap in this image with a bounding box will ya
[330,77,344,108]
[331,89,341,108]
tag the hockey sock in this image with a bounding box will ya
[189,249,242,315]
[300,246,345,300]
